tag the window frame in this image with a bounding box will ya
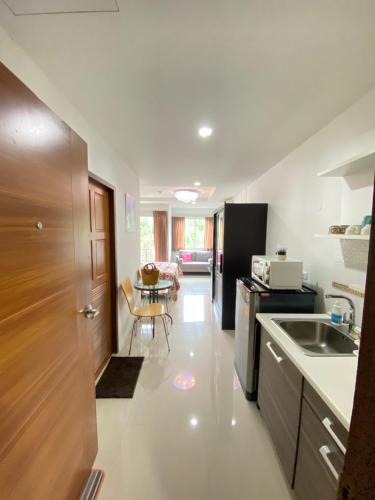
[140,215,155,263]
[184,217,205,250]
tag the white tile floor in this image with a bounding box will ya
[94,276,292,500]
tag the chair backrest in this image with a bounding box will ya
[121,278,135,315]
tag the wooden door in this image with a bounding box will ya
[0,63,97,499]
[89,180,113,376]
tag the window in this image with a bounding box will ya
[184,217,205,249]
[140,216,155,263]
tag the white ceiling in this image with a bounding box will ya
[141,185,216,209]
[1,1,375,205]
[3,0,118,15]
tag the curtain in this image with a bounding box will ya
[172,217,185,251]
[204,217,214,250]
[153,211,168,261]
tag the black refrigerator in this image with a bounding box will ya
[212,203,268,330]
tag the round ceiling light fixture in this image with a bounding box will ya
[174,189,199,204]
[198,126,213,138]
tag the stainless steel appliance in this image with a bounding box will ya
[234,277,316,400]
[252,255,303,289]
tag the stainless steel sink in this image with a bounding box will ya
[274,319,358,356]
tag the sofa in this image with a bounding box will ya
[176,250,213,274]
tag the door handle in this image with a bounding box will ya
[78,304,99,320]
[319,445,339,481]
[322,417,346,454]
[266,341,283,363]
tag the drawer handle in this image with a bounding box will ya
[319,445,339,481]
[322,417,347,454]
[266,341,283,363]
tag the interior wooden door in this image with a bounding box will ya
[0,63,97,499]
[89,179,113,376]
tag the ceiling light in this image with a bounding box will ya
[174,189,199,204]
[194,181,201,186]
[190,417,199,428]
[198,126,213,138]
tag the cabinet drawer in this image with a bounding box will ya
[304,381,348,454]
[294,399,345,500]
[258,327,303,485]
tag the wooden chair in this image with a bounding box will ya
[136,268,171,312]
[121,278,173,355]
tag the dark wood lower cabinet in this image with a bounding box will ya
[294,399,345,500]
[258,327,303,486]
[258,328,348,497]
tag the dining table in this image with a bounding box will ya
[134,279,174,304]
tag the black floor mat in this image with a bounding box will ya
[96,357,144,398]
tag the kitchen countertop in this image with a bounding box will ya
[256,313,358,431]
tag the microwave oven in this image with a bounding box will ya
[251,255,303,290]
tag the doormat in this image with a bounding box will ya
[96,357,144,398]
[80,469,104,500]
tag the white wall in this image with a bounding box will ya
[0,26,140,350]
[171,207,216,217]
[233,88,375,328]
[140,204,168,219]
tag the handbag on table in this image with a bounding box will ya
[141,263,160,285]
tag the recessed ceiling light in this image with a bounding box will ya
[190,417,199,428]
[194,181,201,186]
[198,126,213,138]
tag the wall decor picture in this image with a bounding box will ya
[125,193,136,232]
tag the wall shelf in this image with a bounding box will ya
[332,281,365,298]
[314,233,370,241]
[317,150,375,178]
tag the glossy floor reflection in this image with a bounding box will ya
[94,276,292,500]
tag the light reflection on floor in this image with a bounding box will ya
[173,369,196,391]
[95,276,293,500]
[183,294,205,322]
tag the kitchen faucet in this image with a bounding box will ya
[325,294,355,334]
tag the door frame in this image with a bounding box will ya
[88,172,118,353]
[338,176,375,498]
